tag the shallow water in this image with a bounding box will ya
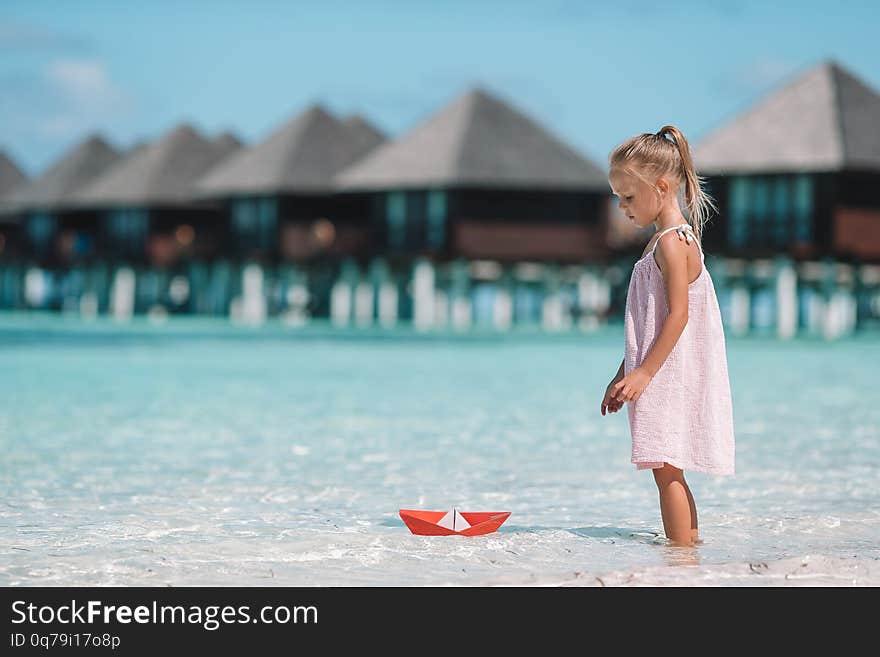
[2,313,879,586]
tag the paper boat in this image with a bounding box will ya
[399,508,511,536]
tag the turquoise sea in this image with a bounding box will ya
[2,313,878,586]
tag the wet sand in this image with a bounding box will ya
[483,554,880,586]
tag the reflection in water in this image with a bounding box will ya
[660,540,702,567]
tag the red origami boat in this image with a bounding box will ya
[399,508,511,536]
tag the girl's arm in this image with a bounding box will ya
[614,357,625,382]
[611,232,692,404]
[638,233,691,377]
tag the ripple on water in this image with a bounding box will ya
[2,325,879,585]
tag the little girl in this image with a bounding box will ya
[599,125,736,547]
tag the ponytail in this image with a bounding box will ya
[656,125,717,244]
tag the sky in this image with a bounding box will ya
[1,0,879,176]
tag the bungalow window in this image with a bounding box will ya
[426,190,446,248]
[232,198,256,233]
[386,191,406,248]
[105,208,148,255]
[793,174,813,243]
[752,176,770,244]
[232,197,276,249]
[772,176,790,247]
[728,176,748,247]
[26,212,57,253]
[256,198,277,250]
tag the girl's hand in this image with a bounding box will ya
[610,367,652,404]
[601,378,624,416]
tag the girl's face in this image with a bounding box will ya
[609,170,660,229]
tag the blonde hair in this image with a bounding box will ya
[609,125,716,244]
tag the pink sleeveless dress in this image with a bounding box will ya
[623,223,736,476]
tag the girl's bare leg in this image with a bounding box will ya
[652,463,697,546]
[683,478,699,542]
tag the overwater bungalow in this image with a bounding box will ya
[694,59,880,263]
[691,59,880,336]
[194,104,385,264]
[332,87,612,329]
[4,135,122,266]
[0,150,28,260]
[71,124,242,267]
[334,86,610,265]
[192,105,386,320]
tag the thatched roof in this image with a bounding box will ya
[335,86,607,190]
[125,140,150,157]
[341,114,386,154]
[0,151,27,200]
[194,105,383,196]
[73,124,233,207]
[694,60,880,174]
[6,134,121,211]
[211,131,244,158]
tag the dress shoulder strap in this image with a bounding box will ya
[651,223,702,259]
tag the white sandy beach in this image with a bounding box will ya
[480,554,880,587]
